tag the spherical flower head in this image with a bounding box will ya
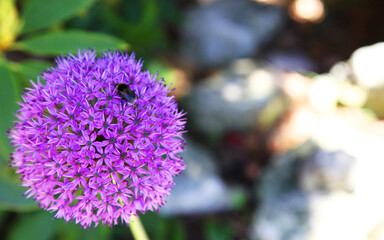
[8,50,186,229]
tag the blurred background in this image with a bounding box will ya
[1,0,384,239]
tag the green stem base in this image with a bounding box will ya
[129,215,149,240]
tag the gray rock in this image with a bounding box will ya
[250,142,313,240]
[299,150,356,193]
[160,138,233,215]
[183,59,286,141]
[250,191,310,240]
[181,0,284,68]
[267,50,317,72]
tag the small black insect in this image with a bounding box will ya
[116,83,137,105]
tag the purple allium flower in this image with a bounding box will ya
[8,50,186,228]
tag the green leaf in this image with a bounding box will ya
[8,211,56,240]
[146,60,177,86]
[0,210,7,227]
[141,212,185,240]
[141,212,167,240]
[100,0,165,53]
[0,63,19,162]
[16,30,128,55]
[17,60,52,80]
[0,177,37,211]
[20,0,96,33]
[229,187,247,210]
[14,60,52,87]
[56,221,82,240]
[204,219,233,240]
[56,219,112,240]
[83,225,112,240]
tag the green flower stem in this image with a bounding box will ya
[110,173,149,239]
[129,215,149,240]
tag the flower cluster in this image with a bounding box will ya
[8,50,186,228]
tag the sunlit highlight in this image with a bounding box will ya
[289,0,325,23]
[222,83,243,102]
[283,73,311,101]
[246,69,275,100]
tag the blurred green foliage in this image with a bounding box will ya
[0,0,187,239]
[65,0,181,57]
[15,30,127,55]
[204,219,234,240]
[20,0,97,33]
[146,60,178,87]
[0,63,19,162]
[0,176,36,211]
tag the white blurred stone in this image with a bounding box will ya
[246,69,276,100]
[308,75,339,113]
[351,42,384,88]
[338,81,368,108]
[250,113,384,240]
[330,61,351,81]
[307,192,360,240]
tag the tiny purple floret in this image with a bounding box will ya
[8,50,186,229]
